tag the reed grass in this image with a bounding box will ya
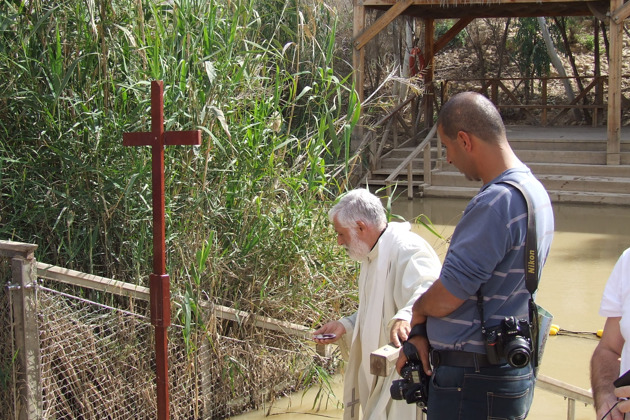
[0,0,365,411]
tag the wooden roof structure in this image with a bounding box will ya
[352,0,630,164]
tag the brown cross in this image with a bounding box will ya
[347,387,360,418]
[123,80,201,420]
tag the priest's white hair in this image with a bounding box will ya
[329,189,387,230]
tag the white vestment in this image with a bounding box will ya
[339,222,441,420]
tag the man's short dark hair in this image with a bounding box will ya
[437,92,506,144]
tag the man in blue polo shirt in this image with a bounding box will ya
[396,92,554,419]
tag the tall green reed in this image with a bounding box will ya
[1,0,361,326]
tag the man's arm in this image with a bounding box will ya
[410,278,466,325]
[591,316,625,420]
[396,279,465,375]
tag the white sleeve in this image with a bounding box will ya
[391,239,441,323]
[599,248,630,318]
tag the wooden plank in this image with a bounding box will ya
[36,262,151,300]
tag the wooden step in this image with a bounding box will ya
[363,125,630,206]
[429,171,630,194]
[421,185,630,206]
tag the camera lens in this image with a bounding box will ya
[504,338,531,368]
[390,379,405,400]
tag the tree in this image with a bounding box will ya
[537,16,580,121]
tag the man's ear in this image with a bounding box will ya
[457,130,473,152]
[355,220,367,232]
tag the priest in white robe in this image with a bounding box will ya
[313,189,441,420]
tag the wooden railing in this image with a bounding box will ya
[359,74,617,196]
[439,75,608,127]
[383,123,437,199]
[537,374,593,420]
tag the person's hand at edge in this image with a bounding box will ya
[312,320,346,344]
[390,319,410,347]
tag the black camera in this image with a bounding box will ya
[484,316,532,368]
[390,358,429,408]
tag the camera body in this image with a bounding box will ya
[390,360,429,409]
[484,316,532,368]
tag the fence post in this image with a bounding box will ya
[4,241,42,420]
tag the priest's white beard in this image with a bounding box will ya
[345,228,371,262]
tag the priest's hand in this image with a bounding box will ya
[390,319,410,347]
[312,321,346,344]
[396,335,432,377]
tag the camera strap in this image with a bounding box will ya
[476,180,541,367]
[402,340,422,363]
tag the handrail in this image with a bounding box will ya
[359,94,419,171]
[536,374,593,420]
[383,122,437,198]
[536,374,593,405]
[35,262,313,340]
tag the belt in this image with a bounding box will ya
[430,349,495,368]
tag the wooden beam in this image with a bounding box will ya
[608,0,623,164]
[353,0,413,50]
[611,0,630,24]
[434,17,474,54]
[361,0,598,6]
[424,18,435,126]
[353,0,366,148]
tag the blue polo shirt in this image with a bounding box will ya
[427,166,554,353]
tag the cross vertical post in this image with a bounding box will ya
[123,80,201,420]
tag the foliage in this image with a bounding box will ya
[509,18,551,80]
[0,4,368,406]
[435,19,466,49]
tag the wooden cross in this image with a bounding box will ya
[346,387,360,418]
[123,80,201,420]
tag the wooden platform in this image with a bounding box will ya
[365,125,630,206]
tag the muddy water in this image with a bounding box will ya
[231,198,630,420]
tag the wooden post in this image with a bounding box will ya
[123,81,201,420]
[352,0,366,153]
[542,78,548,126]
[0,240,42,420]
[607,0,622,165]
[423,18,435,128]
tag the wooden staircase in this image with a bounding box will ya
[364,126,630,206]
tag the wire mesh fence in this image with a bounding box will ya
[0,264,17,419]
[1,253,335,420]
